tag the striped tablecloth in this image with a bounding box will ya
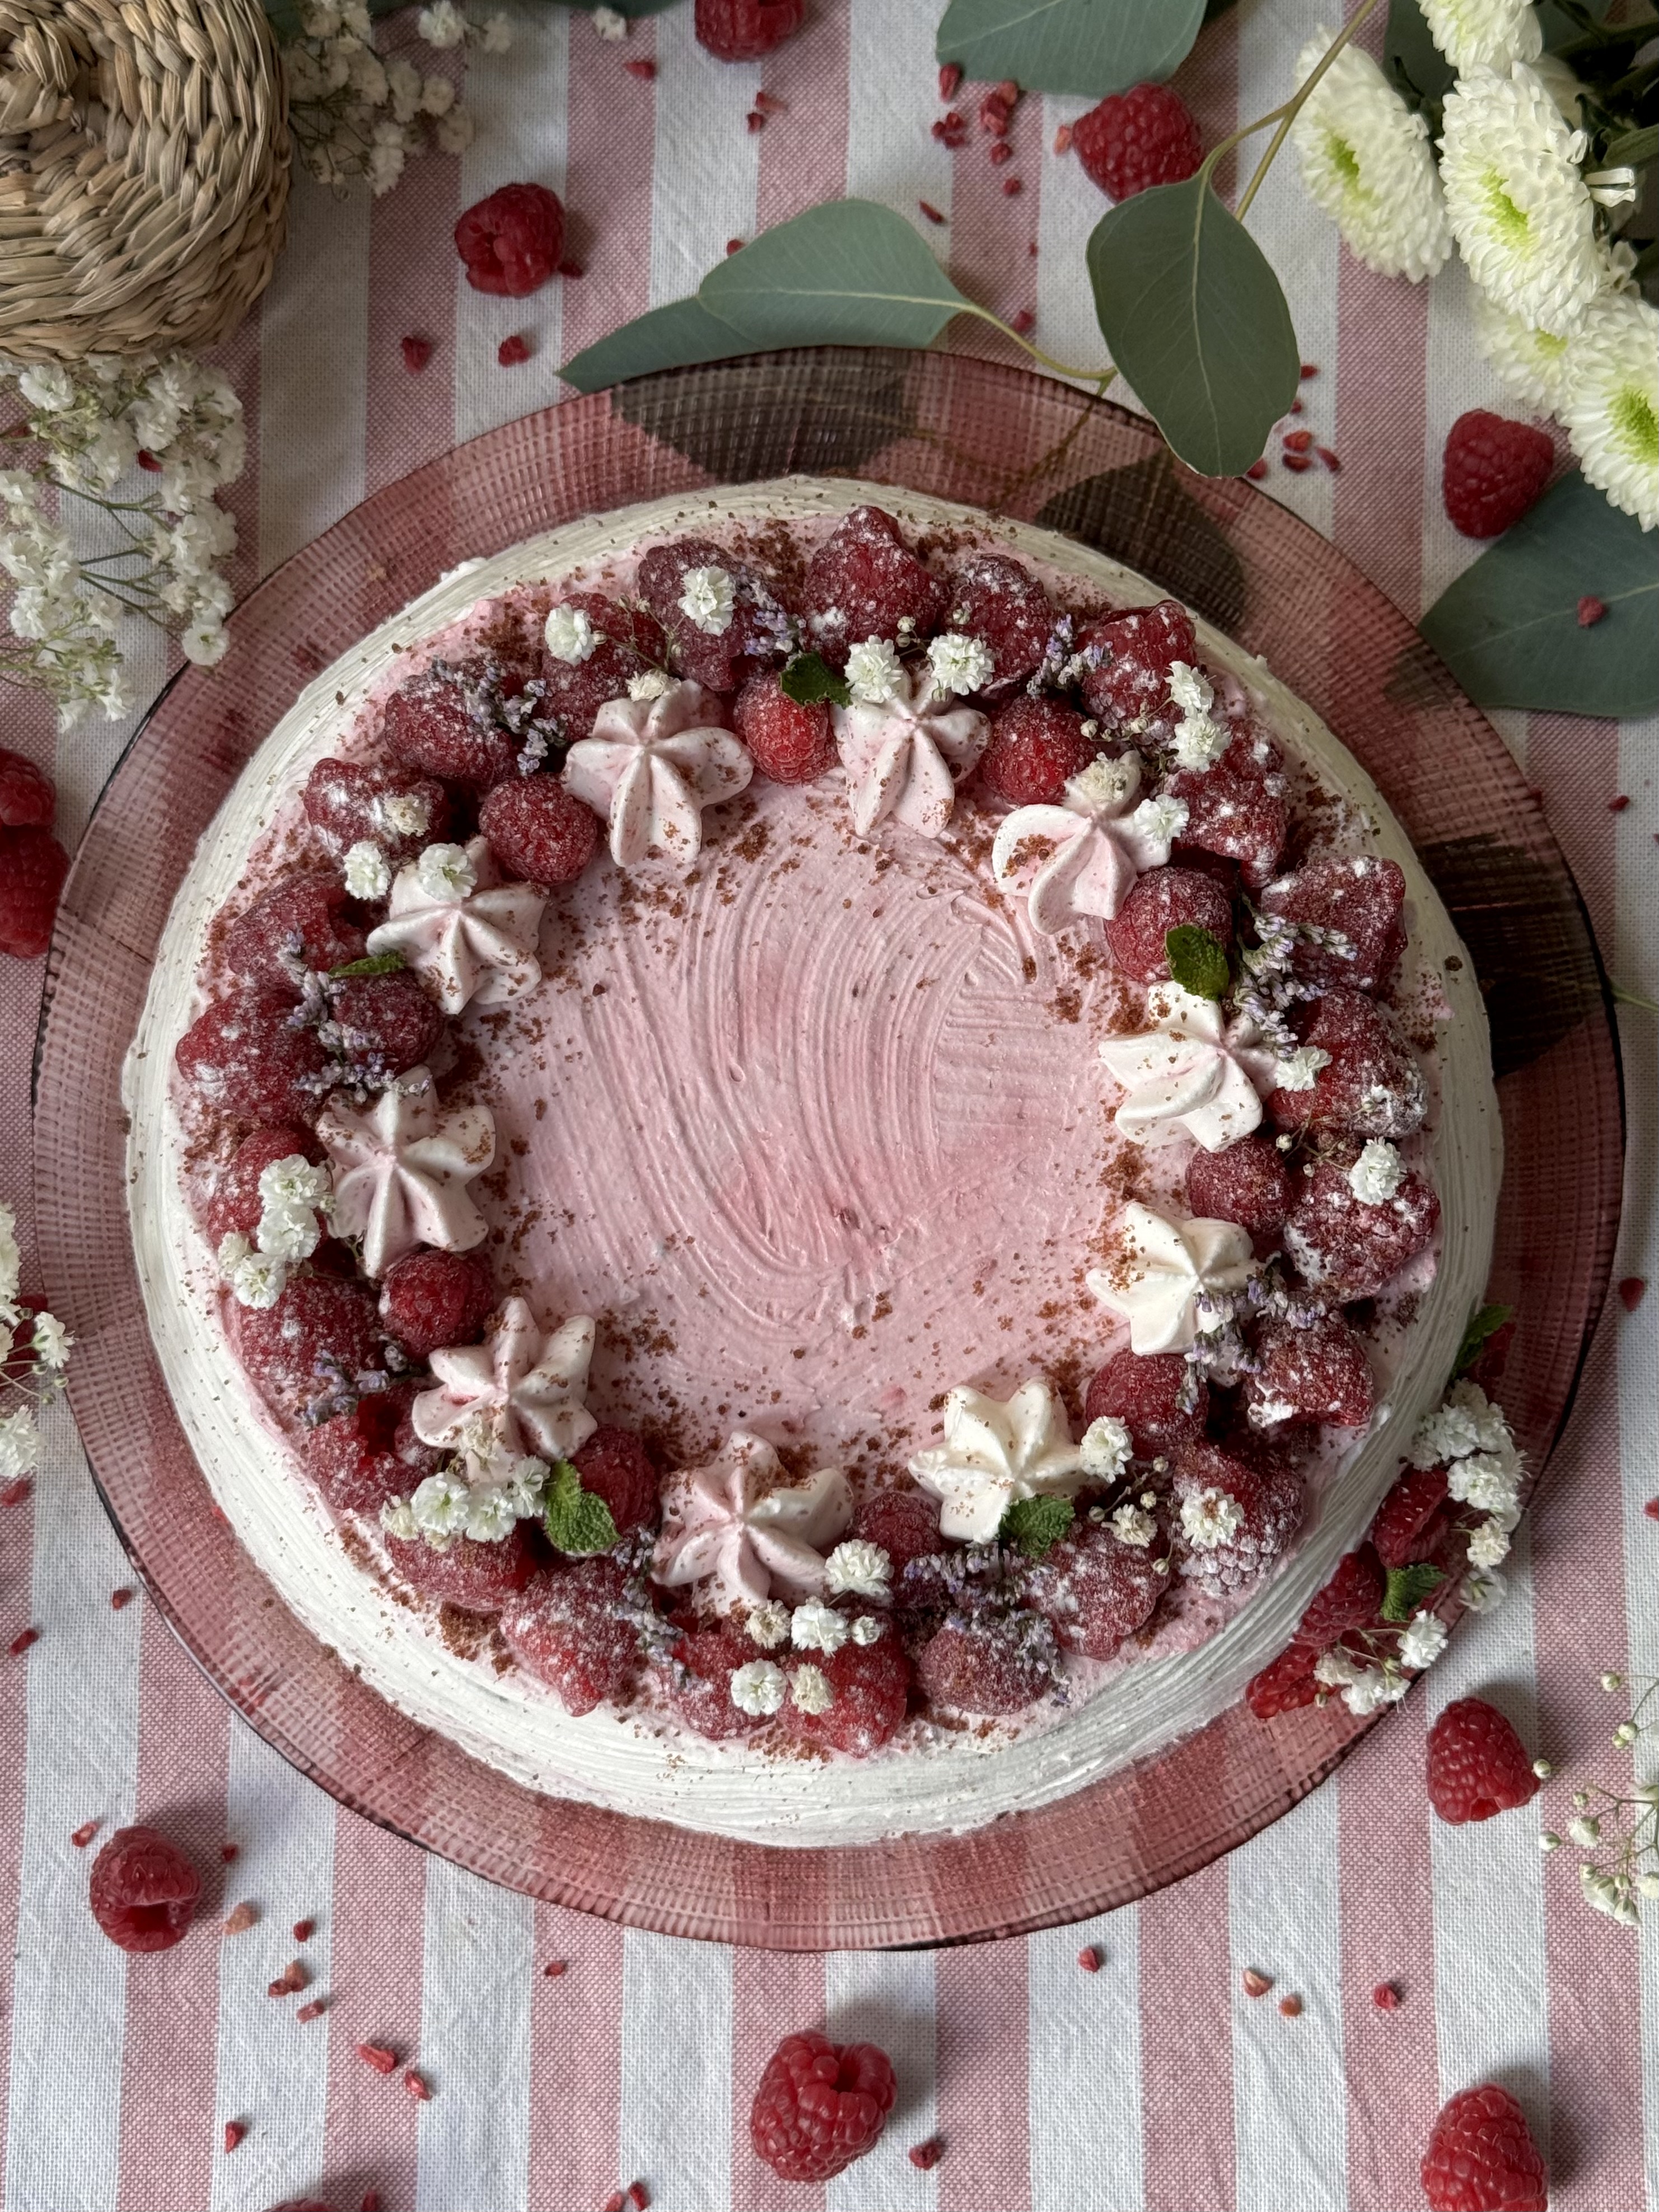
[2,3,1656,2206]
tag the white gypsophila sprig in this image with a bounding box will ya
[1417,0,1543,72]
[0,1202,73,1451]
[1558,1672,1659,1930]
[284,0,502,197]
[1290,32,1452,282]
[1557,293,1659,531]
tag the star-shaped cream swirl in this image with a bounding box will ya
[411,1298,597,1477]
[316,1065,495,1278]
[1086,1204,1256,1355]
[831,663,989,840]
[1098,983,1277,1153]
[365,835,545,1015]
[908,1378,1088,1545]
[990,754,1187,935]
[651,1433,853,1606]
[562,679,752,868]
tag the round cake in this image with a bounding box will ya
[125,478,1501,1845]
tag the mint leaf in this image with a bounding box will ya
[1165,923,1230,1000]
[329,950,406,978]
[1381,1562,1445,1624]
[780,652,851,709]
[1001,1494,1074,1560]
[1455,1302,1515,1377]
[543,1458,619,1556]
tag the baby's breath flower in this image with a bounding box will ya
[845,637,904,704]
[1291,32,1452,281]
[0,1407,40,1480]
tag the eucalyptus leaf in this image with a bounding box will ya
[699,201,969,351]
[936,0,1206,97]
[560,296,749,394]
[1087,174,1301,478]
[1384,0,1455,120]
[1419,472,1659,718]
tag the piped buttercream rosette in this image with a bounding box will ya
[1086,1204,1256,1354]
[909,1378,1089,1544]
[652,1433,854,1606]
[562,679,752,868]
[990,754,1186,934]
[412,1299,597,1480]
[317,1065,495,1278]
[1098,983,1279,1152]
[365,836,545,1015]
[830,663,989,839]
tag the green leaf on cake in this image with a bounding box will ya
[1454,1302,1515,1377]
[698,200,970,351]
[560,297,753,395]
[779,652,852,708]
[1419,473,1659,719]
[329,950,406,978]
[1001,1494,1075,1559]
[1086,174,1301,478]
[1381,1562,1446,1624]
[936,0,1206,97]
[1165,923,1230,1000]
[543,1458,620,1556]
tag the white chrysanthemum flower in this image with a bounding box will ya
[1466,1516,1512,1569]
[678,566,735,637]
[1348,1140,1405,1205]
[1080,1415,1132,1482]
[1180,1486,1244,1551]
[788,1663,835,1715]
[1439,64,1607,334]
[1471,286,1573,414]
[415,841,476,901]
[844,636,905,704]
[791,1600,849,1655]
[545,603,599,664]
[1417,0,1542,71]
[824,1539,891,1600]
[0,1407,40,1480]
[730,1659,787,1716]
[627,668,672,702]
[746,1601,790,1648]
[30,1312,72,1368]
[926,632,994,699]
[1110,1502,1157,1547]
[1558,293,1658,531]
[1291,32,1452,281]
[1398,1610,1448,1671]
[344,839,392,901]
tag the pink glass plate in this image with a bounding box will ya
[34,350,1623,1949]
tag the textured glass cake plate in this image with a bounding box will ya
[34,349,1623,1949]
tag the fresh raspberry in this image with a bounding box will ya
[1267,990,1427,1141]
[455,181,565,297]
[301,758,450,864]
[378,1248,495,1359]
[1426,1697,1541,1825]
[202,1126,319,1245]
[695,0,805,62]
[978,695,1097,806]
[1167,728,1289,891]
[0,746,54,829]
[0,825,70,958]
[1293,1546,1385,1650]
[88,1825,202,1953]
[1370,1464,1452,1568]
[570,1424,660,1535]
[802,506,946,670]
[1282,1145,1441,1298]
[1025,1519,1166,1660]
[1084,1346,1205,1453]
[1072,83,1203,202]
[635,537,786,693]
[539,592,667,742]
[176,989,331,1125]
[731,671,835,784]
[1188,1149,1289,1273]
[915,1611,1054,1715]
[1169,1438,1304,1597]
[1442,412,1554,540]
[500,1557,642,1714]
[780,1629,912,1756]
[852,1485,941,1570]
[381,660,522,789]
[479,774,600,885]
[946,553,1057,690]
[1260,854,1406,994]
[221,871,365,987]
[1245,1641,1321,1719]
[1105,864,1233,983]
[1421,2084,1547,2211]
[329,967,445,1077]
[659,1624,767,1739]
[1244,1314,1375,1428]
[384,1522,539,1610]
[304,1379,424,1517]
[1076,598,1195,737]
[232,1270,385,1419]
[749,2031,896,2182]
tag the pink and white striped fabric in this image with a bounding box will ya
[2,3,1655,2206]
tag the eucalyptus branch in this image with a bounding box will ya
[1235,0,1387,220]
[952,301,1118,391]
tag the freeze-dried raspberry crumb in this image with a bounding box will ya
[1076,597,1195,738]
[1025,1519,1166,1659]
[302,757,450,864]
[1282,1143,1440,1299]
[1245,1313,1375,1428]
[223,1900,258,1934]
[233,1270,384,1420]
[202,1126,319,1246]
[1267,989,1427,1142]
[0,825,71,957]
[1072,82,1202,201]
[1375,1981,1402,2009]
[293,1918,316,1942]
[635,536,787,693]
[455,182,565,297]
[624,57,655,79]
[1085,1346,1206,1453]
[853,1485,941,1569]
[916,1612,1053,1715]
[658,1624,765,1739]
[1170,1438,1303,1598]
[8,1626,38,1655]
[357,2041,399,2074]
[1260,853,1406,993]
[1077,1945,1102,1971]
[781,1631,912,1756]
[1369,1463,1451,1568]
[0,747,54,830]
[1442,411,1554,539]
[384,1523,539,1611]
[330,966,445,1079]
[267,1958,307,1996]
[71,1820,99,1848]
[1619,1275,1647,1312]
[732,672,836,784]
[379,1248,496,1360]
[932,109,968,148]
[539,592,667,743]
[498,334,531,368]
[1167,725,1288,892]
[502,1559,642,1716]
[480,774,600,885]
[938,62,961,99]
[405,2068,432,2101]
[1426,1697,1540,1825]
[306,1378,423,1517]
[1421,2084,1547,2211]
[1283,430,1314,454]
[1295,1546,1385,1653]
[223,2121,246,2152]
[221,1841,239,1863]
[802,506,946,670]
[947,553,1057,690]
[696,0,803,59]
[381,659,522,789]
[1245,1640,1321,1718]
[111,1587,134,1610]
[543,1958,567,1976]
[750,2029,896,2181]
[0,1477,28,1506]
[1105,864,1233,983]
[1186,1135,1291,1251]
[296,1999,328,2023]
[919,199,946,225]
[979,695,1096,806]
[88,1825,201,1953]
[401,335,432,373]
[571,1424,659,1534]
[1577,595,1606,626]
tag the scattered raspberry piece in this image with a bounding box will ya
[1025,1519,1166,1660]
[1370,1463,1451,1568]
[405,2067,432,2101]
[696,0,803,58]
[1577,595,1606,626]
[306,1379,423,1517]
[938,61,962,99]
[1085,1346,1205,1453]
[381,660,522,789]
[0,1477,29,1506]
[71,1819,99,1848]
[1426,1697,1541,1825]
[1267,989,1427,1142]
[624,57,656,79]
[455,182,565,297]
[1072,82,1202,201]
[222,1899,258,1934]
[503,1559,642,1719]
[658,1624,767,1739]
[330,966,445,1079]
[946,554,1057,690]
[202,1126,319,1246]
[1282,1144,1441,1299]
[479,773,600,885]
[1295,1546,1385,1654]
[919,199,946,226]
[88,1825,201,1953]
[1167,723,1289,892]
[1076,597,1195,737]
[635,536,787,693]
[498,334,532,368]
[802,506,946,670]
[1170,1439,1303,1597]
[750,2029,896,2182]
[267,1958,306,1995]
[909,2136,943,2170]
[111,1587,134,1610]
[1105,864,1233,984]
[1421,2083,1547,2211]
[177,989,331,1125]
[1077,1945,1102,1971]
[385,1522,538,1611]
[933,109,968,148]
[1245,1314,1375,1428]
[1278,1994,1303,2017]
[571,1424,659,1535]
[233,1271,384,1419]
[357,2041,399,2074]
[1283,453,1313,474]
[1618,1275,1646,1312]
[779,1630,912,1756]
[8,1626,39,1656]
[1375,1981,1402,2009]
[853,1485,941,1569]
[1245,1640,1321,1718]
[293,1917,316,1941]
[1259,853,1406,993]
[296,1999,328,2023]
[0,747,54,830]
[978,695,1097,807]
[222,870,365,987]
[915,1611,1054,1715]
[1241,1966,1273,1996]
[379,1248,496,1360]
[401,335,432,373]
[732,672,835,784]
[539,592,668,743]
[223,2121,246,2153]
[0,825,71,958]
[1186,1135,1291,1250]
[1442,412,1554,540]
[301,758,450,864]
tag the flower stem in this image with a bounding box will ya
[1611,979,1659,1014]
[1231,0,1387,221]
